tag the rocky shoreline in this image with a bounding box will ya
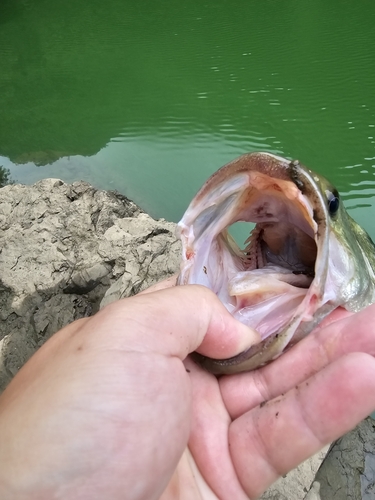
[0,179,372,499]
[0,179,180,391]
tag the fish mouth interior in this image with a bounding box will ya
[182,171,320,344]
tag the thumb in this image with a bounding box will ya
[95,284,260,360]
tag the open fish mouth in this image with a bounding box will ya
[177,152,375,374]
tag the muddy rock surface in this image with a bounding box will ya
[0,179,180,391]
[306,417,375,500]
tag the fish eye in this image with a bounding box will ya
[325,189,340,216]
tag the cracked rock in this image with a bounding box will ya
[0,179,180,391]
[305,417,375,500]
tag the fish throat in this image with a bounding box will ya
[242,215,317,276]
[207,167,320,360]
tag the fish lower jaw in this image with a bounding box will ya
[224,264,310,338]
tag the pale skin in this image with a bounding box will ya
[1,278,375,499]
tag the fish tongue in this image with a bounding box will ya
[228,266,311,339]
[228,265,311,307]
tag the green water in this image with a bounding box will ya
[1,0,375,241]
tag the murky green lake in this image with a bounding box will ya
[1,0,375,241]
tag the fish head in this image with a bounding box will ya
[177,152,375,374]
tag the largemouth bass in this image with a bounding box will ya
[177,152,375,374]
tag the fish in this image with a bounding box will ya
[177,152,375,375]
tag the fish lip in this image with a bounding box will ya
[190,331,287,375]
[177,152,332,373]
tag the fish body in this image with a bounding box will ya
[177,152,375,374]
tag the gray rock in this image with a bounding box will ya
[260,447,329,500]
[306,417,375,500]
[0,179,180,391]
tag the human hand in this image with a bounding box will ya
[0,278,257,500]
[1,279,375,500]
